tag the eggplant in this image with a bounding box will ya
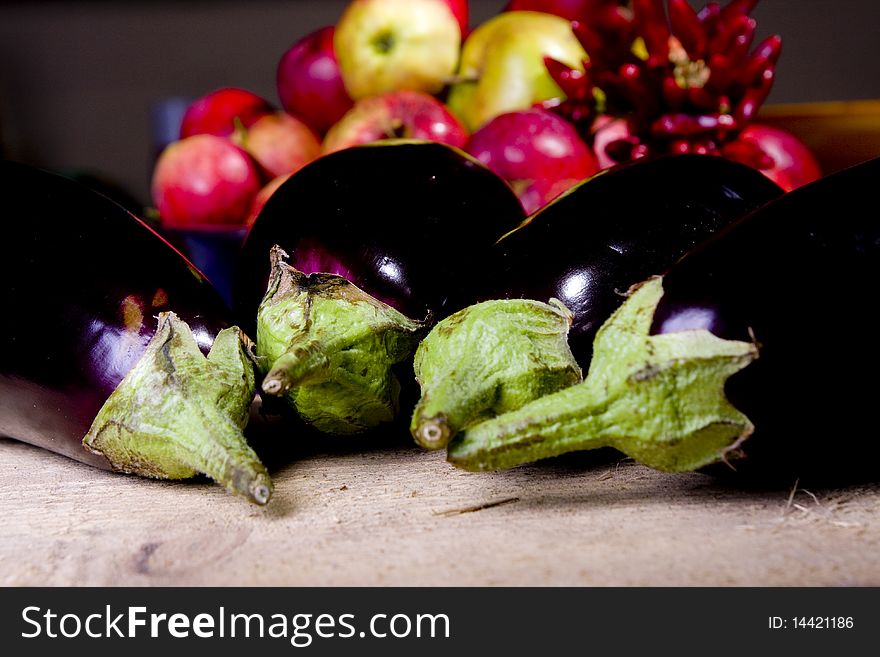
[651,154,880,482]
[477,154,784,362]
[0,161,271,504]
[235,141,526,329]
[234,141,526,434]
[411,155,782,447]
[446,156,880,486]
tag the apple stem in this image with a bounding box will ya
[444,74,479,85]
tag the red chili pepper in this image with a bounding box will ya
[709,14,753,56]
[726,16,757,63]
[687,86,722,113]
[706,53,732,94]
[632,0,670,61]
[697,2,722,30]
[631,143,650,159]
[601,74,642,114]
[735,68,775,123]
[670,139,693,153]
[600,4,637,36]
[544,57,590,100]
[744,35,782,84]
[669,0,707,59]
[572,22,605,64]
[662,75,688,111]
[544,0,779,161]
[652,112,735,138]
[720,0,760,25]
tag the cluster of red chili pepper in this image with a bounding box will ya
[544,0,781,163]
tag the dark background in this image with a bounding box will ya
[1,0,879,204]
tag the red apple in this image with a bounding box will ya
[152,134,262,228]
[504,0,595,21]
[276,27,354,135]
[723,123,822,192]
[246,173,292,226]
[180,87,274,139]
[445,0,470,36]
[323,90,469,154]
[234,111,321,179]
[517,175,587,216]
[466,107,598,214]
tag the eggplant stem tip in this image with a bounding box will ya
[417,419,451,450]
[262,377,285,395]
[251,481,272,506]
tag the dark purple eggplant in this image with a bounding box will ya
[0,160,270,504]
[235,141,526,329]
[411,154,782,448]
[445,156,880,486]
[234,141,526,435]
[651,155,880,483]
[477,154,784,362]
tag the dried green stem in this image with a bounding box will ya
[84,312,271,505]
[448,277,758,473]
[256,246,426,435]
[411,298,582,449]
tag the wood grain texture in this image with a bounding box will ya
[1,436,878,586]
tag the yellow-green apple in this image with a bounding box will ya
[276,27,353,135]
[151,135,262,227]
[466,107,597,214]
[179,88,273,139]
[334,0,462,100]
[233,111,321,179]
[322,90,468,154]
[447,11,587,132]
[446,0,470,35]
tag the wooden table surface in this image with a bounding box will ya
[2,431,878,587]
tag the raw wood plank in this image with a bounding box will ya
[1,437,878,586]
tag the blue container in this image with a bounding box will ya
[160,226,247,309]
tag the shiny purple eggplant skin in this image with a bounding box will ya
[477,155,784,363]
[233,142,526,332]
[651,156,880,483]
[0,161,230,467]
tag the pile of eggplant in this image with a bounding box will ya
[234,141,526,435]
[0,142,526,503]
[410,154,784,446]
[3,143,878,508]
[432,154,880,485]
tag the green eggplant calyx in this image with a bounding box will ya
[411,297,583,450]
[83,312,271,506]
[257,246,427,435]
[447,277,759,473]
